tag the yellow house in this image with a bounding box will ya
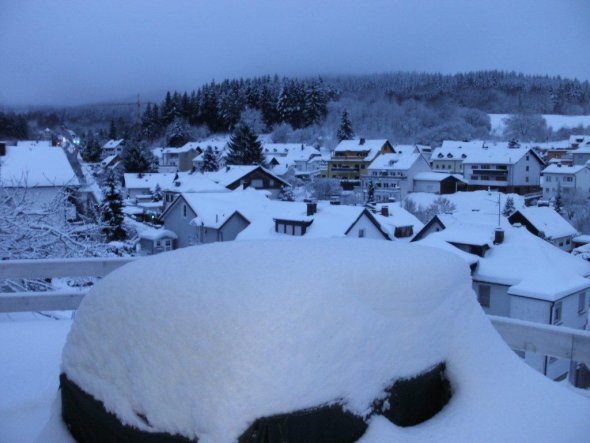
[328,139,394,181]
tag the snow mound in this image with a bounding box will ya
[61,239,590,442]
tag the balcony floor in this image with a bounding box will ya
[0,316,72,443]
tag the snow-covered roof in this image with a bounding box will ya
[463,142,537,165]
[0,143,79,187]
[368,152,420,171]
[139,228,178,241]
[237,201,388,240]
[512,207,578,239]
[162,144,200,154]
[334,139,390,162]
[569,134,590,146]
[422,223,590,301]
[542,164,588,174]
[206,165,287,188]
[102,139,124,149]
[413,172,466,182]
[182,193,250,229]
[59,239,590,442]
[431,140,484,160]
[123,172,227,194]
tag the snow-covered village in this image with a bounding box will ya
[2,2,590,442]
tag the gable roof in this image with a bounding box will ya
[0,142,79,187]
[367,152,422,171]
[542,164,588,174]
[334,139,391,162]
[463,142,542,165]
[123,172,228,194]
[509,207,578,239]
[102,139,124,149]
[431,140,484,161]
[206,165,289,188]
[413,172,466,183]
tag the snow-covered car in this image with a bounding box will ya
[57,240,590,442]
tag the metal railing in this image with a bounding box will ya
[1,257,589,366]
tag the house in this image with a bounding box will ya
[0,141,80,218]
[430,140,484,173]
[237,200,391,241]
[327,139,394,184]
[160,192,253,248]
[569,135,590,150]
[541,163,590,200]
[101,139,125,158]
[206,165,288,198]
[262,143,322,176]
[508,207,578,252]
[413,172,466,194]
[570,136,590,165]
[191,137,230,171]
[137,228,178,255]
[361,149,431,202]
[462,142,544,194]
[414,220,590,381]
[159,142,201,172]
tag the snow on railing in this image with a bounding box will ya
[1,257,589,366]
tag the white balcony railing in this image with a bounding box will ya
[1,257,589,366]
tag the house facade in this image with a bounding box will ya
[413,172,466,194]
[508,207,578,252]
[542,164,590,200]
[101,139,125,158]
[159,143,201,172]
[361,151,431,202]
[462,143,544,194]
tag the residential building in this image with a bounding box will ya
[262,143,322,176]
[361,150,431,202]
[327,139,394,183]
[101,139,125,158]
[430,140,484,173]
[569,135,590,150]
[206,165,288,198]
[541,163,590,200]
[508,207,578,252]
[462,142,544,194]
[137,228,178,255]
[413,219,590,381]
[159,143,201,172]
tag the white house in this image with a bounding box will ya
[541,163,590,200]
[101,139,125,158]
[508,206,578,252]
[414,220,590,381]
[263,143,322,176]
[361,150,431,202]
[462,142,544,194]
[0,141,80,219]
[430,140,484,173]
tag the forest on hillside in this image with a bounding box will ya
[3,71,590,147]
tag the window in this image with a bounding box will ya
[553,301,562,324]
[526,166,529,171]
[477,285,491,308]
[525,177,529,183]
[579,293,587,314]
[182,204,187,218]
[358,229,366,238]
[526,155,530,161]
[545,176,552,182]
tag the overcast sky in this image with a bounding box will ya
[1,0,589,106]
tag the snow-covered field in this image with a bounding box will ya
[490,114,590,135]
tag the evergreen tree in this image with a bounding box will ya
[165,118,191,147]
[152,184,163,202]
[101,173,127,242]
[337,110,354,141]
[108,119,117,140]
[502,196,516,216]
[305,81,327,126]
[82,135,102,162]
[225,123,264,165]
[201,146,220,172]
[366,181,376,206]
[122,144,156,173]
[554,184,563,214]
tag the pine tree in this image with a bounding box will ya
[82,135,102,162]
[202,146,220,172]
[337,110,354,141]
[122,144,156,173]
[225,123,264,165]
[101,173,127,242]
[554,185,563,214]
[502,196,516,216]
[108,119,117,140]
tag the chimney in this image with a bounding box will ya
[381,205,389,217]
[494,228,504,245]
[307,201,317,216]
[226,166,231,172]
[359,138,366,145]
[0,142,6,156]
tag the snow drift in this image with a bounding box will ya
[60,239,590,442]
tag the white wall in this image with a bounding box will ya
[346,214,387,240]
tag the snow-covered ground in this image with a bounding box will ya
[490,114,590,136]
